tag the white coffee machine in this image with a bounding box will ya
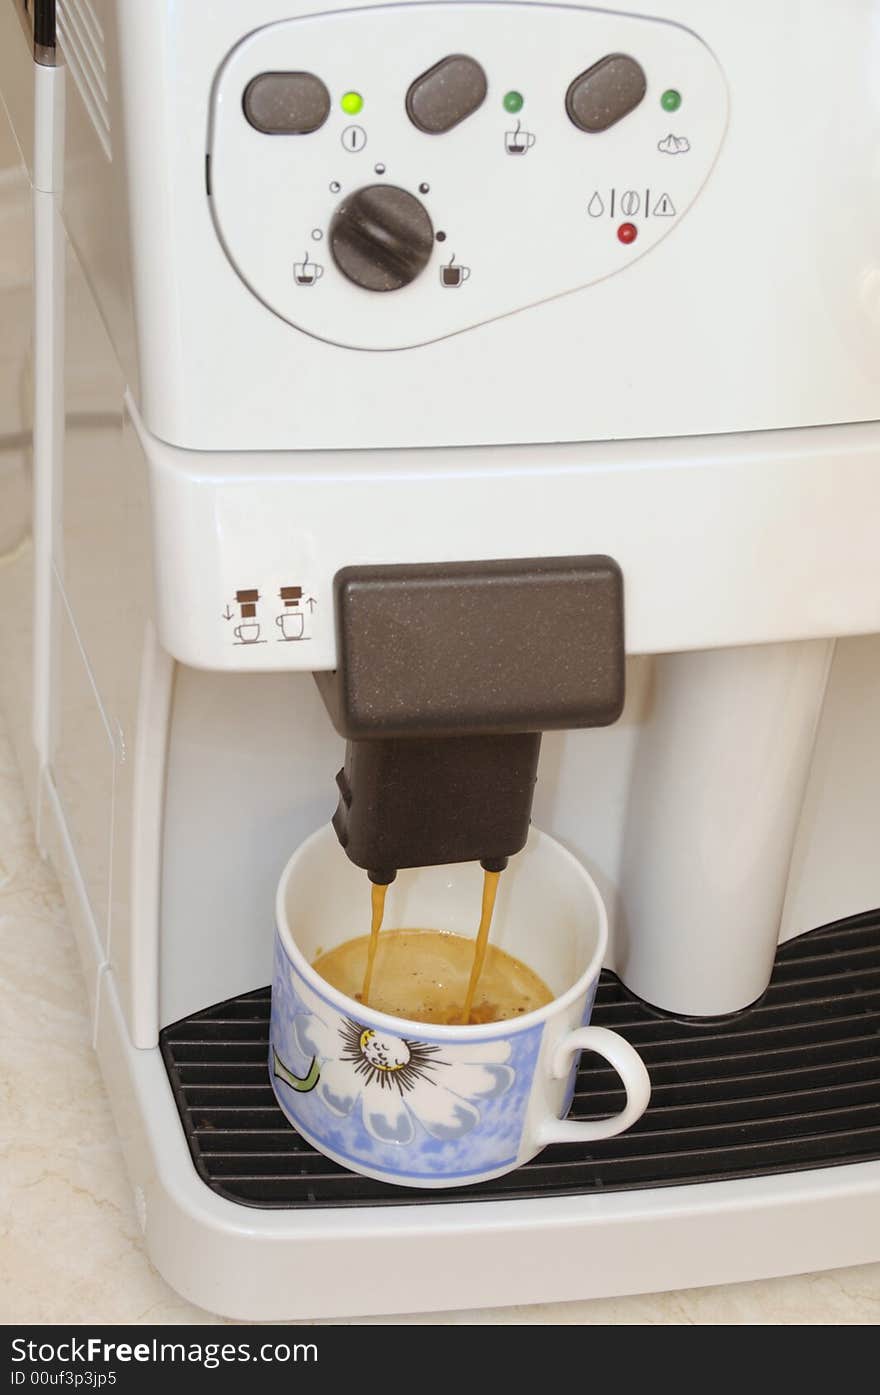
[1,0,879,1320]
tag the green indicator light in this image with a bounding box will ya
[341,91,364,115]
[503,90,524,114]
[661,88,682,112]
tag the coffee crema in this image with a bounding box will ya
[313,928,553,1026]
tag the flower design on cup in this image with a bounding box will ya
[284,980,515,1145]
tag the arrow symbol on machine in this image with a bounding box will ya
[222,606,235,620]
[305,596,318,613]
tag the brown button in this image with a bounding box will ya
[406,54,488,134]
[566,54,646,133]
[243,72,330,134]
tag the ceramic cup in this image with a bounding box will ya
[270,824,650,1188]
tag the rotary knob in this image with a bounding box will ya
[329,184,434,292]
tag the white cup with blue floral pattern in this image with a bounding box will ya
[270,823,650,1188]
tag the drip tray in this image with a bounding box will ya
[159,910,880,1209]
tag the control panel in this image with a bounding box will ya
[209,4,727,351]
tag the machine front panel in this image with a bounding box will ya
[209,4,727,350]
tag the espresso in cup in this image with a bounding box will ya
[314,928,553,1025]
[353,864,509,1023]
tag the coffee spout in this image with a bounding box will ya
[331,732,540,876]
[316,556,625,874]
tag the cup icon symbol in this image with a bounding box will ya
[440,256,470,288]
[505,120,536,155]
[234,622,261,644]
[294,253,324,286]
[276,612,305,641]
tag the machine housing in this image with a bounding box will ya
[1,0,880,1318]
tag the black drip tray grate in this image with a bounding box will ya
[159,910,880,1209]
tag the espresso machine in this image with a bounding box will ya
[1,0,880,1320]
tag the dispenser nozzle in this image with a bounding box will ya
[367,866,397,886]
[331,734,541,876]
[480,856,509,874]
[317,555,625,876]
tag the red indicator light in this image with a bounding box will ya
[617,222,638,245]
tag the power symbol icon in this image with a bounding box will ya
[341,125,367,152]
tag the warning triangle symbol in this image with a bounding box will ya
[653,192,676,217]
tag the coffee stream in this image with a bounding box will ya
[358,868,502,1024]
[360,880,388,1007]
[461,869,501,1024]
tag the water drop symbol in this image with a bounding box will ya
[588,191,605,217]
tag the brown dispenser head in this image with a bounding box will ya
[315,556,625,881]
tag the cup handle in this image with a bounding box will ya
[275,614,283,626]
[536,1025,651,1145]
[461,267,471,281]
